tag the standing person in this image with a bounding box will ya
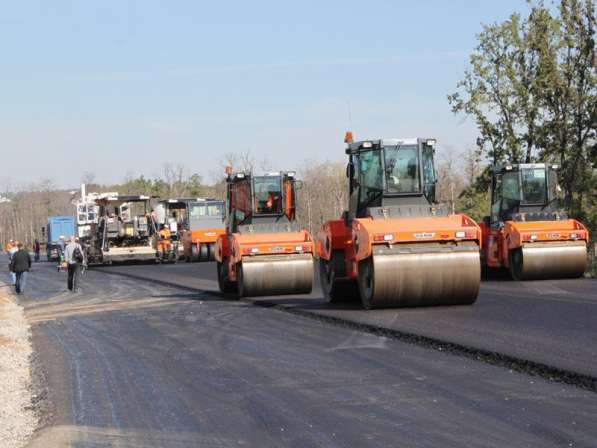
[57,235,66,272]
[7,240,18,286]
[10,242,32,294]
[33,239,41,262]
[64,235,85,292]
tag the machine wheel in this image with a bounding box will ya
[236,262,247,299]
[319,258,359,304]
[190,244,199,262]
[207,243,216,261]
[199,244,209,262]
[217,262,237,294]
[509,248,524,281]
[357,257,376,309]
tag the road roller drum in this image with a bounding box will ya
[509,241,587,280]
[238,253,314,297]
[358,242,480,309]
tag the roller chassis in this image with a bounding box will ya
[216,170,315,298]
[216,229,315,298]
[479,163,589,280]
[479,218,588,280]
[316,212,482,309]
[316,135,483,309]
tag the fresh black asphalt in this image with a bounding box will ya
[14,261,597,447]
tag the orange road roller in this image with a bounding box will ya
[315,133,482,309]
[479,163,588,280]
[215,169,314,298]
[177,198,226,262]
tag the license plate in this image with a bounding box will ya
[414,232,435,239]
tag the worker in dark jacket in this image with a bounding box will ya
[10,242,32,294]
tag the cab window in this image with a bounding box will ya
[254,177,283,215]
[358,150,384,208]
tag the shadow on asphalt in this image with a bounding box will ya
[481,268,514,281]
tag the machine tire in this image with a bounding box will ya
[199,244,209,262]
[358,257,376,310]
[319,258,359,304]
[509,248,524,281]
[207,243,216,261]
[191,244,199,262]
[236,262,245,299]
[217,261,237,294]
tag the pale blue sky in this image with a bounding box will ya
[0,0,529,188]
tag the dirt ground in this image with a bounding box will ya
[0,284,38,448]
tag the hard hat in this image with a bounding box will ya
[60,235,65,240]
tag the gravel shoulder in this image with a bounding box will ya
[0,281,38,448]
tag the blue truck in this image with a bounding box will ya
[45,216,76,261]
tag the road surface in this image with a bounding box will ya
[15,261,597,447]
[100,261,597,379]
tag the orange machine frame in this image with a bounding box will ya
[215,172,313,285]
[317,214,481,280]
[479,218,588,269]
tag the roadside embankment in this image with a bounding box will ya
[0,283,38,448]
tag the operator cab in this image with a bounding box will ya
[489,163,564,228]
[345,136,440,219]
[187,199,225,230]
[226,171,299,234]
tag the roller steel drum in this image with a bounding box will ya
[358,242,480,309]
[239,253,314,297]
[510,241,587,280]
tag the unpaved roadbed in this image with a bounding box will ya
[0,285,38,448]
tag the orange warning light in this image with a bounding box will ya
[344,131,354,143]
[225,166,233,175]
